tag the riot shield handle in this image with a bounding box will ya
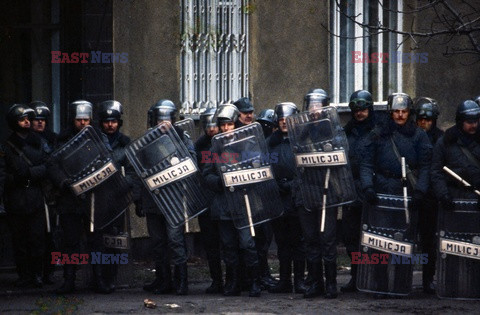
[90,193,95,232]
[443,166,480,196]
[44,198,51,233]
[243,190,256,237]
[320,168,331,232]
[401,157,410,224]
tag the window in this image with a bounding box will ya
[330,0,403,110]
[180,0,249,119]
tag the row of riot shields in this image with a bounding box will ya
[355,181,480,299]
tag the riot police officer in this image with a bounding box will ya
[233,97,255,128]
[431,99,480,208]
[195,108,223,294]
[202,104,262,297]
[359,93,432,296]
[361,93,432,209]
[30,101,58,286]
[138,99,193,295]
[30,101,58,150]
[256,109,276,138]
[3,104,48,288]
[97,100,134,292]
[414,97,444,294]
[232,97,278,291]
[267,102,307,294]
[298,89,338,298]
[49,100,112,294]
[341,90,378,293]
[431,100,480,298]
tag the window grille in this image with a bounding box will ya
[330,0,403,111]
[180,0,249,119]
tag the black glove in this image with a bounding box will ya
[411,190,424,210]
[364,188,378,204]
[134,201,145,218]
[440,194,454,211]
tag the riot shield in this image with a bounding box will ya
[126,122,208,227]
[286,106,356,210]
[51,126,132,230]
[211,123,283,231]
[437,199,480,299]
[174,118,201,232]
[356,194,417,295]
[175,118,197,142]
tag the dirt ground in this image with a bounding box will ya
[1,258,480,314]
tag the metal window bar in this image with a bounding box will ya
[180,0,249,120]
[330,0,401,108]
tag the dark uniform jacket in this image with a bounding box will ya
[431,125,480,200]
[360,119,432,195]
[344,113,379,204]
[3,131,49,214]
[266,130,302,214]
[194,134,212,173]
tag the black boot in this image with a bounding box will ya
[56,265,76,294]
[14,258,32,287]
[103,264,117,292]
[304,260,313,286]
[174,263,188,295]
[259,255,278,290]
[341,264,357,293]
[31,257,44,288]
[268,260,292,293]
[43,256,55,285]
[152,263,173,294]
[92,264,113,294]
[303,261,325,298]
[293,260,307,294]
[223,264,240,296]
[324,262,338,299]
[205,260,223,294]
[248,265,262,297]
[143,265,163,292]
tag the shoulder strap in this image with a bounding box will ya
[459,145,480,169]
[390,136,417,188]
[6,140,33,166]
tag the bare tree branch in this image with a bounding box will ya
[330,0,480,59]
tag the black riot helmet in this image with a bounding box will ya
[148,99,177,127]
[274,102,299,121]
[200,107,217,130]
[213,103,239,125]
[387,92,413,112]
[473,95,480,106]
[6,104,35,131]
[414,97,439,120]
[30,101,51,121]
[257,108,276,138]
[99,100,123,126]
[233,97,254,113]
[303,88,330,112]
[455,100,480,124]
[69,100,93,121]
[348,90,373,112]
[257,109,276,126]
